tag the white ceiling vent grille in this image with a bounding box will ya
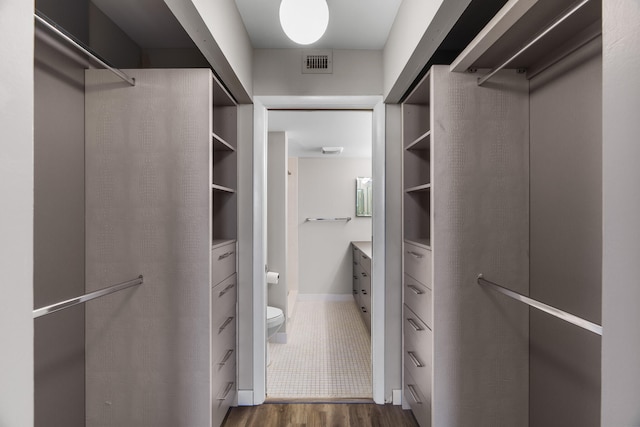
[302,50,333,74]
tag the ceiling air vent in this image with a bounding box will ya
[302,49,333,74]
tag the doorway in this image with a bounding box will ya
[251,96,386,404]
[265,109,374,400]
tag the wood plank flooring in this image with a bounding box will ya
[222,403,419,427]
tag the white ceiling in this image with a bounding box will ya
[268,110,372,158]
[234,0,402,49]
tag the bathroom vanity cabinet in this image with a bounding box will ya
[351,241,372,331]
[85,68,238,427]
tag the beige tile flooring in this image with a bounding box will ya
[266,299,372,400]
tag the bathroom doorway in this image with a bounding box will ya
[265,109,374,400]
[250,96,387,405]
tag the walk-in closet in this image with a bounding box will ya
[33,7,239,427]
[401,0,602,425]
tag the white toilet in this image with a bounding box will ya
[266,305,285,341]
[266,306,285,366]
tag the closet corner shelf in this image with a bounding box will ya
[211,184,236,193]
[212,239,236,250]
[405,238,432,250]
[405,184,431,193]
[212,132,236,152]
[406,130,431,151]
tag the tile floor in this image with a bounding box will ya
[266,299,372,399]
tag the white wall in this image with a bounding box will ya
[267,132,288,333]
[602,1,640,424]
[165,0,253,102]
[0,1,34,425]
[298,158,372,296]
[383,0,472,102]
[253,49,383,96]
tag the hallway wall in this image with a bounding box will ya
[298,158,372,296]
[253,49,383,96]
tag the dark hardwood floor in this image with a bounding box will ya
[222,403,419,427]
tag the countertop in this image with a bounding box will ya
[351,241,372,259]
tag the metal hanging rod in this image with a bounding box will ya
[477,274,602,335]
[305,217,352,222]
[477,0,591,86]
[34,10,136,87]
[33,275,144,319]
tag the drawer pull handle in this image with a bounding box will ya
[353,261,358,265]
[361,289,367,295]
[407,285,424,295]
[361,307,367,313]
[218,251,235,260]
[217,382,234,400]
[407,251,424,259]
[408,351,424,368]
[361,272,368,277]
[218,283,236,297]
[353,275,358,280]
[218,316,234,334]
[219,349,234,366]
[407,318,423,331]
[353,290,358,294]
[407,384,423,404]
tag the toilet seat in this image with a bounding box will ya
[267,306,284,320]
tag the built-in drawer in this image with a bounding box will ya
[404,304,432,392]
[404,366,431,427]
[404,274,432,329]
[211,357,236,427]
[211,308,236,382]
[360,251,371,274]
[211,274,237,327]
[404,241,432,287]
[211,241,236,286]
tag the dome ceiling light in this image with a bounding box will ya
[279,0,329,45]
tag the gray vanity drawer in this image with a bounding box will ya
[352,247,361,267]
[404,274,432,329]
[359,251,371,274]
[404,366,431,426]
[403,304,432,392]
[211,241,236,286]
[404,241,431,287]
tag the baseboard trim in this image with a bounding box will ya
[297,294,355,302]
[237,390,254,406]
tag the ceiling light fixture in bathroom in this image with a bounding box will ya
[279,0,329,45]
[321,146,343,155]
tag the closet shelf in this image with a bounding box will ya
[405,184,431,193]
[406,131,431,151]
[212,132,235,152]
[212,239,236,250]
[212,184,236,193]
[404,238,431,250]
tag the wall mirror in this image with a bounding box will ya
[356,177,372,217]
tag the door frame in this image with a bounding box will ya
[252,95,386,404]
